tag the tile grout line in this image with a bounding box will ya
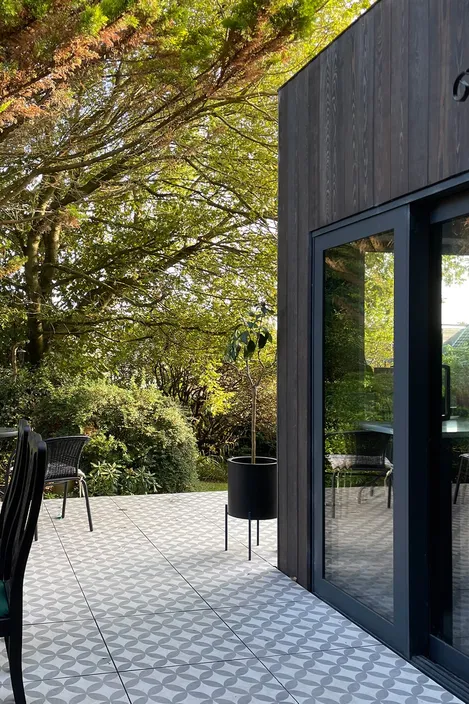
[43,497,390,701]
[44,501,133,704]
[110,495,300,701]
[110,497,387,701]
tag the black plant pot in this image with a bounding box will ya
[227,456,278,520]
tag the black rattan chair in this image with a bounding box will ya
[0,427,47,704]
[326,430,393,517]
[44,436,93,532]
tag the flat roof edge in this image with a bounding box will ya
[278,0,381,93]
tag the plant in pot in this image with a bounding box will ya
[225,304,277,522]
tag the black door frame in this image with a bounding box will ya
[311,205,414,656]
[310,185,469,688]
[426,190,469,683]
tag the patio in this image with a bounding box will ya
[0,490,463,703]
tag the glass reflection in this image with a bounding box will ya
[436,215,469,655]
[324,232,394,621]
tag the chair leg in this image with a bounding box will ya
[454,457,465,505]
[386,470,393,509]
[332,471,337,518]
[62,482,68,519]
[81,479,93,532]
[8,632,26,704]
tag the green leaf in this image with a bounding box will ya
[258,332,267,349]
[245,339,256,358]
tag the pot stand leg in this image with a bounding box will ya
[248,512,252,561]
[257,519,260,546]
[225,504,228,551]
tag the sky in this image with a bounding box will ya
[442,279,469,326]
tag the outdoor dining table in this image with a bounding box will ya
[0,427,18,441]
[360,419,469,438]
[0,427,18,498]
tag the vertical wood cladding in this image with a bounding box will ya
[278,0,469,588]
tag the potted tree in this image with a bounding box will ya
[225,305,277,521]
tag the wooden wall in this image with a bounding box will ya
[278,0,469,588]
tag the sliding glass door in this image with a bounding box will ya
[429,198,469,682]
[311,188,469,689]
[312,207,410,653]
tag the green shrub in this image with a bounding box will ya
[88,462,160,496]
[0,371,199,495]
[88,461,121,496]
[120,466,160,495]
[196,455,227,482]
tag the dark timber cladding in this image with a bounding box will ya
[277,0,469,588]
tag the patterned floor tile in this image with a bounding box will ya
[23,581,93,624]
[80,574,208,618]
[64,541,159,566]
[184,568,311,608]
[25,558,77,583]
[98,609,252,671]
[261,647,464,703]
[216,602,379,658]
[72,555,169,582]
[174,556,276,577]
[0,619,115,682]
[122,659,297,703]
[0,492,459,704]
[0,673,129,703]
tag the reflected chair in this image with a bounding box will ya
[326,430,393,517]
[44,436,93,532]
[454,453,469,504]
[0,428,47,704]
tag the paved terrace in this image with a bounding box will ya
[0,491,463,703]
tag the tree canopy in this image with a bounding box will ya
[0,0,374,456]
[0,0,373,369]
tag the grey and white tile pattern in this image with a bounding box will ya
[0,619,114,683]
[261,647,464,703]
[216,601,379,657]
[98,609,252,670]
[0,491,461,703]
[1,674,129,703]
[122,659,297,703]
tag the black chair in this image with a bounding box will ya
[0,428,47,704]
[44,436,93,532]
[326,430,393,517]
[454,453,469,504]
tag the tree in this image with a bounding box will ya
[226,304,275,463]
[0,0,376,377]
[0,0,331,365]
[0,1,210,130]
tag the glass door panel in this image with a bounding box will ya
[323,231,395,621]
[431,213,469,658]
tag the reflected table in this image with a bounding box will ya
[0,427,18,498]
[360,419,469,438]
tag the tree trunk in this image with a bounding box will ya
[24,229,44,366]
[11,343,19,379]
[251,385,257,464]
[22,182,60,366]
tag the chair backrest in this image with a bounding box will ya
[44,436,90,480]
[4,430,47,619]
[327,430,390,467]
[0,420,30,547]
[351,431,389,463]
